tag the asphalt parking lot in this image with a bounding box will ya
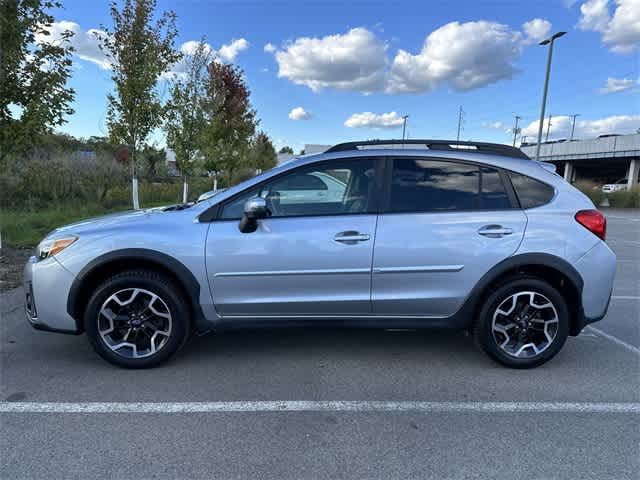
[1,209,638,479]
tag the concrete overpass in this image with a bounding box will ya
[520,133,640,191]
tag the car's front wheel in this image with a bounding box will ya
[84,270,190,368]
[474,277,569,368]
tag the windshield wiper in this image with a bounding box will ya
[162,203,193,211]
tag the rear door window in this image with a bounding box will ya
[480,167,512,210]
[388,159,479,212]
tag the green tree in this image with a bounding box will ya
[249,131,277,172]
[278,146,293,154]
[98,0,181,208]
[164,40,210,202]
[0,0,75,166]
[200,61,257,187]
[85,135,116,158]
[140,144,166,178]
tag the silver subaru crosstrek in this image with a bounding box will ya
[24,140,616,369]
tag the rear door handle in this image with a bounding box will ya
[478,225,514,237]
[334,231,370,244]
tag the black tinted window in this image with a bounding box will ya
[389,159,479,212]
[480,167,512,210]
[509,172,555,209]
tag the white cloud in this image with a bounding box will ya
[483,121,508,130]
[482,121,513,134]
[161,40,214,79]
[165,38,248,79]
[264,43,276,53]
[217,38,249,62]
[578,0,611,31]
[578,0,640,53]
[267,18,554,94]
[521,115,640,139]
[35,20,111,69]
[388,21,527,93]
[272,27,388,93]
[288,107,312,120]
[522,18,552,44]
[599,77,637,93]
[344,111,405,129]
[36,22,250,77]
[180,40,214,57]
[176,39,246,63]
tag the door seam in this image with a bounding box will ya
[369,213,380,313]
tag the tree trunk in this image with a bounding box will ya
[213,172,218,191]
[132,176,140,209]
[182,174,189,203]
[131,150,140,209]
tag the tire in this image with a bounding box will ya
[84,269,190,368]
[474,277,569,369]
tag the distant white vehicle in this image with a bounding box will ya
[602,179,627,193]
[274,171,348,205]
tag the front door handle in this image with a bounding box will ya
[334,231,370,244]
[478,225,514,237]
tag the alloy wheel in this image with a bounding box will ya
[98,288,173,359]
[491,291,559,359]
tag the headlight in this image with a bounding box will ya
[36,235,78,261]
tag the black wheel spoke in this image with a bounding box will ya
[98,288,172,359]
[491,291,559,359]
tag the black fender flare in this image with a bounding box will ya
[67,248,207,332]
[453,252,584,329]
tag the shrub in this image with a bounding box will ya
[607,186,640,208]
[0,154,128,209]
[573,181,605,207]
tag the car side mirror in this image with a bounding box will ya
[238,197,268,233]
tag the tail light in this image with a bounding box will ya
[575,209,606,240]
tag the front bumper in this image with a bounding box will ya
[24,256,81,334]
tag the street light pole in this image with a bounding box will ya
[456,106,464,142]
[569,114,580,141]
[512,115,521,147]
[401,115,409,146]
[545,114,552,142]
[535,31,566,161]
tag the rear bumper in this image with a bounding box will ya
[573,241,616,329]
[23,256,81,334]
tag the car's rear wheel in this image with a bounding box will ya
[474,277,569,368]
[85,270,190,368]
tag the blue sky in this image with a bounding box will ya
[48,0,638,151]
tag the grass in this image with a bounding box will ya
[1,177,215,248]
[0,201,167,248]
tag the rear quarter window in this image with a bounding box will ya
[508,172,555,209]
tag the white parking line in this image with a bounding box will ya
[587,326,640,356]
[1,401,639,414]
[612,295,640,300]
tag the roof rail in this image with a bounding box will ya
[325,139,530,159]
